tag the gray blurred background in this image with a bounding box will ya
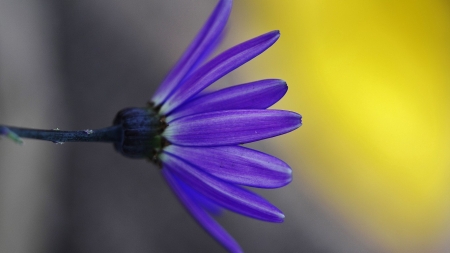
[0,0,374,252]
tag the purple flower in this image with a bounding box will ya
[150,0,302,252]
[0,0,301,252]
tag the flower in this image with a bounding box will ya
[147,0,302,252]
[0,0,301,252]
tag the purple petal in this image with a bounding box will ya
[164,145,292,188]
[163,109,301,146]
[151,0,232,105]
[177,173,224,215]
[167,79,287,122]
[161,152,285,222]
[183,28,228,82]
[162,168,242,253]
[160,30,281,114]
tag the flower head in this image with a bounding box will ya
[138,0,301,252]
[0,0,301,252]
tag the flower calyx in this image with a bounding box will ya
[113,107,168,161]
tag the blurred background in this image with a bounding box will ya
[1,0,449,252]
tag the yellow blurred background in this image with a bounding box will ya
[238,0,450,252]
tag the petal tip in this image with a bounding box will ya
[271,29,281,37]
[286,168,293,182]
[278,175,293,188]
[268,30,281,42]
[278,166,293,187]
[274,79,288,88]
[287,111,302,130]
[295,113,303,128]
[275,212,285,223]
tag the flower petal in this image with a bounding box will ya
[183,28,228,82]
[177,171,224,215]
[162,168,242,253]
[163,109,301,146]
[151,0,232,105]
[160,30,281,114]
[164,145,292,188]
[161,152,285,222]
[167,79,287,122]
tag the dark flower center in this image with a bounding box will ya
[112,107,169,163]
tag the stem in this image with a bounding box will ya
[0,125,122,143]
